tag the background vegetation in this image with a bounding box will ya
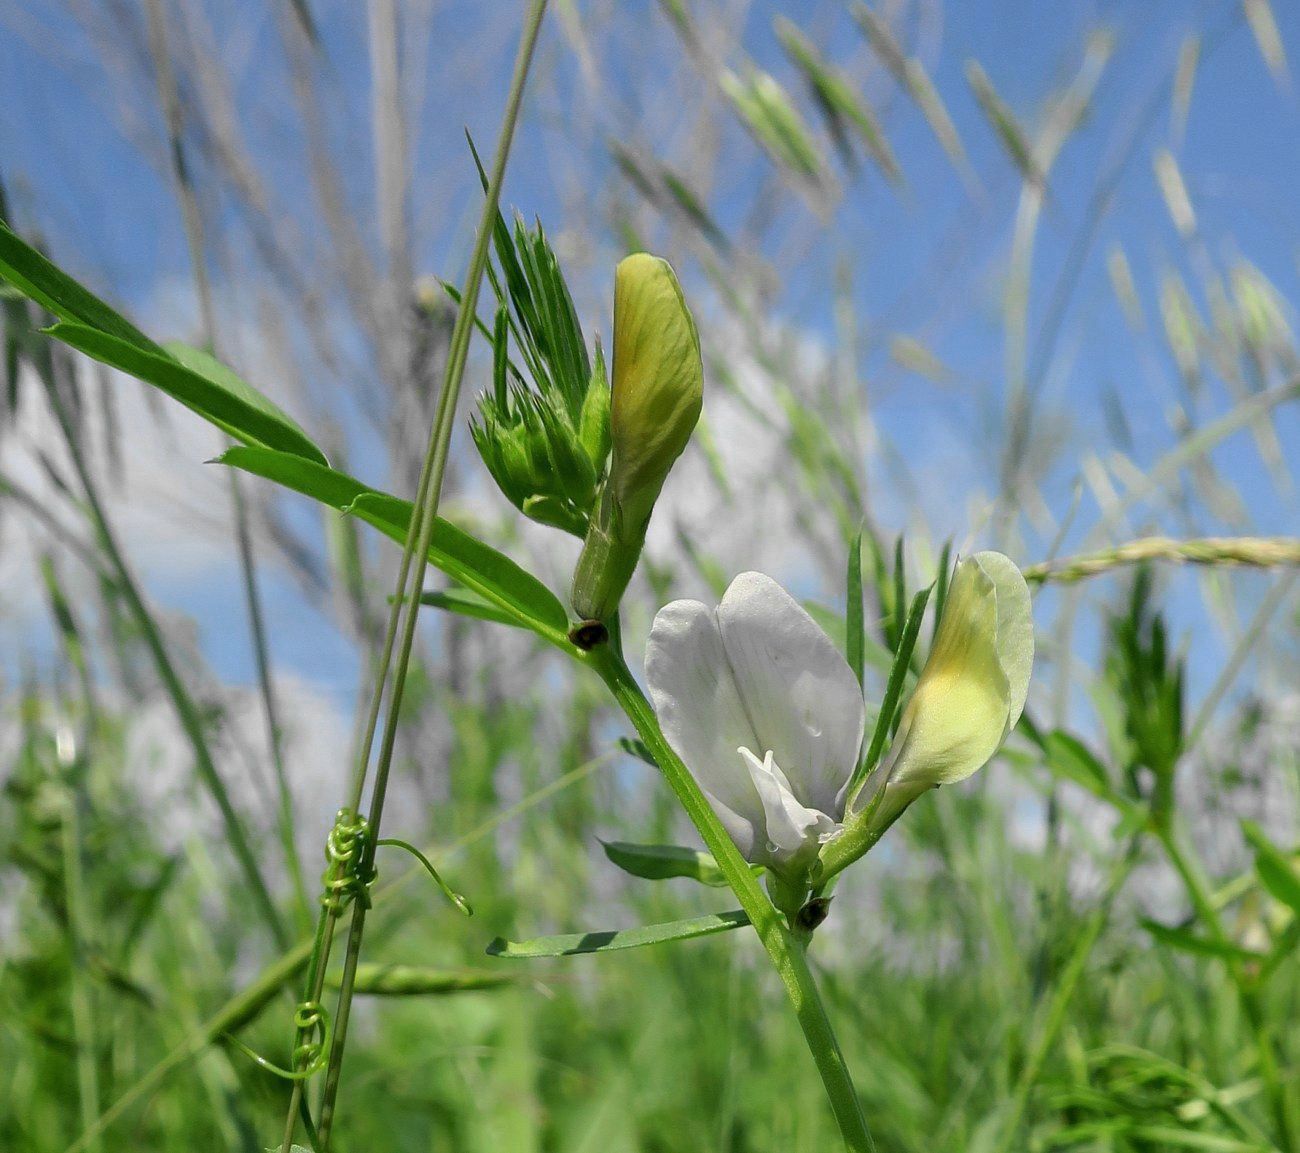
[2,1,1299,1150]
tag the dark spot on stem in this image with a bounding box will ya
[570,619,609,650]
[796,897,832,933]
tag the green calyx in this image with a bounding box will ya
[469,214,611,538]
[471,367,607,538]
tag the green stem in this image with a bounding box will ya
[61,773,102,1153]
[591,647,875,1151]
[309,5,550,1147]
[1157,820,1294,1151]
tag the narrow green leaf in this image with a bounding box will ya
[847,583,932,804]
[217,447,571,644]
[617,736,658,766]
[1141,919,1265,963]
[846,529,865,689]
[420,586,523,629]
[965,60,1040,185]
[1126,1127,1273,1152]
[487,909,750,958]
[932,541,953,642]
[348,493,570,642]
[1044,730,1112,796]
[0,221,158,350]
[47,324,326,464]
[1242,821,1300,915]
[162,342,324,463]
[326,965,513,996]
[601,840,731,887]
[891,535,906,652]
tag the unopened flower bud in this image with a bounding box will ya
[571,254,703,628]
[608,254,703,532]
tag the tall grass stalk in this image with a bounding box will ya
[39,371,289,951]
[142,0,312,930]
[59,757,102,1153]
[285,5,550,1147]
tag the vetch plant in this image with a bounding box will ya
[647,571,867,877]
[645,555,1032,915]
[0,200,1037,1148]
[0,189,1034,1152]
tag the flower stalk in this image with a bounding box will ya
[587,642,877,1151]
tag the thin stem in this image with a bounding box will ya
[592,648,875,1151]
[61,766,102,1153]
[308,4,550,1146]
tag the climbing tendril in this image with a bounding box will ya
[321,809,377,913]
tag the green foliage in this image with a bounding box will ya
[487,909,750,957]
[216,447,572,644]
[601,840,739,887]
[466,159,609,537]
[1106,569,1186,801]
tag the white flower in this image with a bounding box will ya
[645,572,865,870]
[645,553,1035,877]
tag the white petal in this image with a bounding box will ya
[716,572,865,817]
[739,748,838,867]
[645,598,765,859]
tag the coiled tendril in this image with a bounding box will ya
[225,811,378,1080]
[321,808,378,913]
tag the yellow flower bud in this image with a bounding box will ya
[874,551,1033,813]
[608,253,703,532]
[570,254,703,631]
[816,551,1034,877]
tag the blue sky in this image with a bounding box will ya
[2,0,1297,720]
